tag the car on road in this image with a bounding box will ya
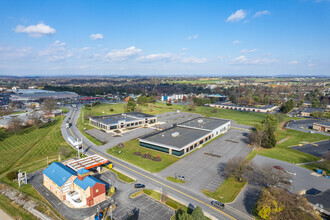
[134,184,145,189]
[285,170,296,176]
[211,201,225,209]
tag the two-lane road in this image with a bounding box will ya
[61,106,252,220]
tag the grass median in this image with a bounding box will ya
[202,176,247,203]
[166,176,186,183]
[110,169,135,183]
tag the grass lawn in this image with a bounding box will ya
[166,176,186,183]
[0,116,76,177]
[60,108,69,113]
[110,169,135,183]
[300,161,330,174]
[202,176,247,203]
[257,128,328,164]
[107,139,179,173]
[0,193,36,220]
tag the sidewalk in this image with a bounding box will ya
[0,208,13,220]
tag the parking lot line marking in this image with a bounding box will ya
[68,109,237,220]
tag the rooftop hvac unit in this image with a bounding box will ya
[197,119,203,123]
[171,132,180,137]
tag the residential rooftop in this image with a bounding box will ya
[314,121,330,126]
[302,108,325,113]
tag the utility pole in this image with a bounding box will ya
[47,156,49,166]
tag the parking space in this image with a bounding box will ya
[286,119,330,136]
[157,128,251,193]
[252,155,330,193]
[291,140,330,157]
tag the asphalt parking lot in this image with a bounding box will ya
[252,155,330,193]
[29,169,174,220]
[158,128,251,193]
[291,140,330,158]
[286,119,330,136]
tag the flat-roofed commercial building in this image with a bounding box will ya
[89,112,157,132]
[139,117,230,156]
[209,102,277,113]
[313,121,330,133]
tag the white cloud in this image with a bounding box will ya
[137,53,173,62]
[186,34,199,40]
[240,48,258,54]
[79,47,91,52]
[233,40,242,45]
[180,56,207,64]
[288,60,298,65]
[226,9,247,22]
[15,23,56,38]
[39,40,72,62]
[106,46,142,61]
[90,33,104,40]
[253,10,270,18]
[0,46,35,60]
[137,52,207,64]
[181,48,189,51]
[230,55,278,65]
[53,40,66,47]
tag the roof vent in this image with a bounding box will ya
[198,119,203,123]
[52,169,56,173]
[171,132,179,137]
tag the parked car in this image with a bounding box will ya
[177,175,185,180]
[285,170,296,175]
[211,201,225,209]
[273,166,285,171]
[134,184,145,189]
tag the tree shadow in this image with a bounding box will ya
[217,162,227,178]
[243,187,261,215]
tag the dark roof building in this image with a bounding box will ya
[139,117,231,156]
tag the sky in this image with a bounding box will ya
[0,0,329,76]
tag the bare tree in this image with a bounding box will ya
[29,113,43,129]
[9,117,23,135]
[222,157,254,182]
[42,98,57,115]
[247,130,266,148]
[246,165,292,189]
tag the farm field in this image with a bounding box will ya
[0,116,75,177]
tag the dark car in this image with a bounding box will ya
[211,201,225,209]
[134,184,145,189]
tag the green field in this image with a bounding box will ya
[202,176,247,203]
[107,139,179,173]
[0,116,76,177]
[257,128,328,164]
[300,161,330,175]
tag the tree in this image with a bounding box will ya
[210,97,216,103]
[262,127,276,149]
[311,97,321,108]
[9,117,23,135]
[247,165,291,188]
[191,206,205,220]
[42,98,57,114]
[30,113,43,129]
[253,96,260,104]
[126,100,136,112]
[255,187,319,220]
[175,210,193,220]
[280,99,295,113]
[248,129,266,148]
[230,94,236,103]
[59,146,72,157]
[222,157,254,182]
[263,96,269,105]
